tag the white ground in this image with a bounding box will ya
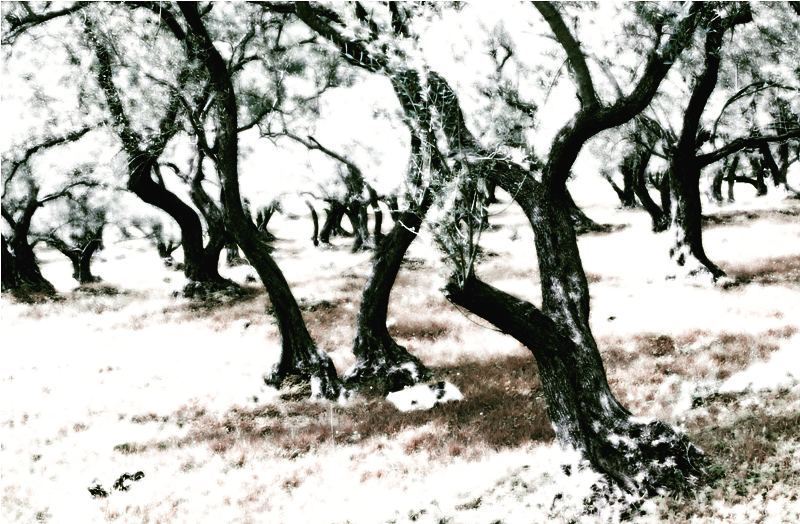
[2,183,799,523]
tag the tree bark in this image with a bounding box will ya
[447,168,707,495]
[4,232,55,295]
[305,200,320,246]
[181,3,341,399]
[319,201,348,244]
[345,204,432,393]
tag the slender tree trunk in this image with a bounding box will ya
[181,3,341,399]
[668,161,726,280]
[346,204,432,392]
[747,156,768,196]
[367,187,383,246]
[305,200,320,246]
[633,167,669,232]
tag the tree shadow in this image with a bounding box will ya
[118,355,554,459]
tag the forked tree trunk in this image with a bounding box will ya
[319,201,348,245]
[72,239,102,284]
[181,3,341,399]
[746,156,768,196]
[447,170,707,495]
[345,205,431,393]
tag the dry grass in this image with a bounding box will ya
[724,255,800,287]
[600,327,796,419]
[703,207,800,228]
[117,355,553,462]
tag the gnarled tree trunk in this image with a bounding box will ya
[345,205,431,393]
[447,168,707,495]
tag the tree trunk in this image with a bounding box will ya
[1,235,17,291]
[345,201,371,252]
[345,205,432,393]
[446,171,707,495]
[747,156,768,196]
[4,234,55,295]
[319,201,347,244]
[633,167,669,232]
[181,3,341,399]
[127,158,220,287]
[367,186,383,246]
[305,200,320,246]
[76,238,102,284]
[565,187,611,234]
[668,161,726,280]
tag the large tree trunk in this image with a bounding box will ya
[446,170,707,495]
[345,205,431,393]
[181,3,341,399]
[4,234,55,295]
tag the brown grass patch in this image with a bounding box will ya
[389,317,451,341]
[601,328,790,416]
[703,206,800,228]
[123,355,553,460]
[724,255,800,287]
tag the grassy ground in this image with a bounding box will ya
[1,193,799,523]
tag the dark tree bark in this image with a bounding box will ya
[305,200,320,246]
[345,201,371,252]
[2,231,55,295]
[605,162,637,208]
[564,187,612,234]
[367,186,384,245]
[2,198,56,295]
[42,233,103,285]
[630,150,669,232]
[319,201,349,244]
[346,198,433,393]
[295,0,710,494]
[666,6,753,281]
[181,3,341,399]
[87,13,226,293]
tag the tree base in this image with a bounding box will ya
[344,334,430,395]
[584,417,709,497]
[182,278,243,299]
[264,350,343,400]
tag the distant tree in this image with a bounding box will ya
[662,3,800,280]
[35,189,107,285]
[2,126,98,295]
